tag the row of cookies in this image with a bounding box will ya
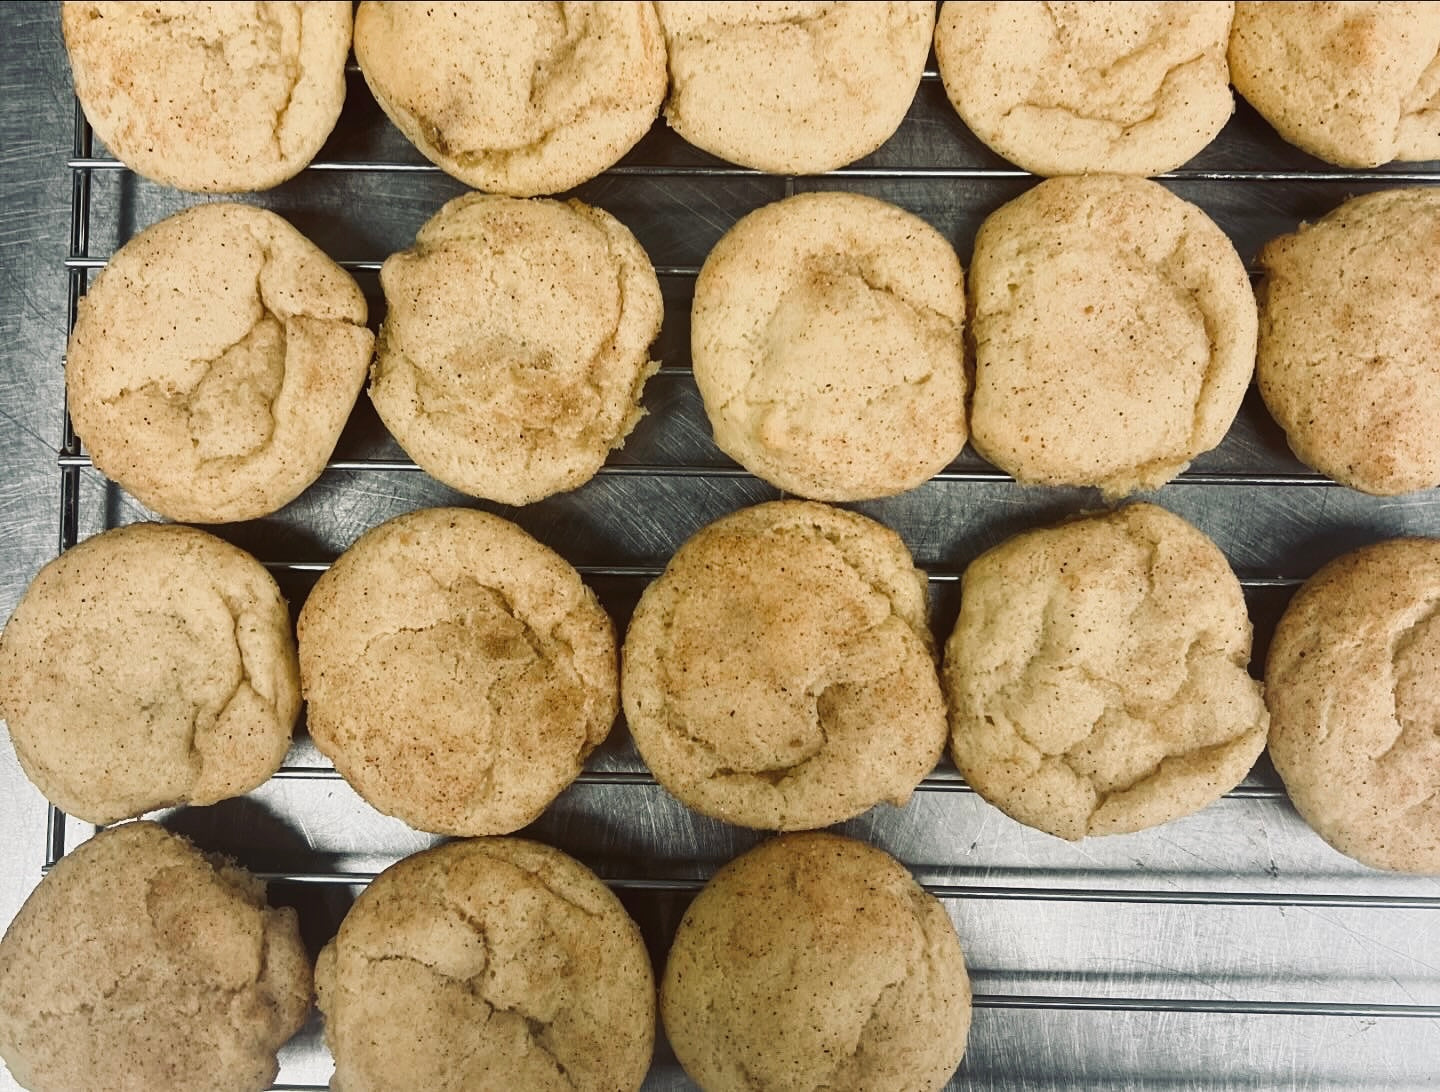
[68,177,1440,533]
[699,178,1440,499]
[64,3,1440,196]
[0,820,971,1090]
[2,501,1434,874]
[940,1,1440,174]
[62,0,930,193]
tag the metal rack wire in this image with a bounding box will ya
[48,68,1440,1090]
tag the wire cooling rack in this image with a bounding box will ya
[45,61,1440,1090]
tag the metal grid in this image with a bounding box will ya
[47,66,1440,1089]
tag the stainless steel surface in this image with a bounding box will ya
[4,3,1440,1088]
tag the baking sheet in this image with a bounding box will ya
[3,5,1440,1088]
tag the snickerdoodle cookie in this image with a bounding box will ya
[355,2,667,195]
[944,504,1268,840]
[692,191,967,500]
[1256,188,1440,495]
[0,821,311,1092]
[936,1,1235,176]
[1266,537,1440,873]
[369,193,663,505]
[62,2,351,192]
[66,202,373,523]
[297,507,618,836]
[316,837,654,1091]
[662,832,971,1092]
[657,2,935,173]
[1229,2,1440,168]
[622,500,946,830]
[968,175,1256,496]
[0,523,299,825]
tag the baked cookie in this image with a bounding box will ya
[297,507,617,836]
[944,504,1268,840]
[1229,2,1440,168]
[662,832,971,1092]
[968,175,1256,496]
[692,191,968,500]
[369,193,663,506]
[355,2,667,196]
[62,2,350,192]
[622,500,946,830]
[67,203,374,523]
[1256,188,1440,495]
[0,523,299,825]
[316,838,654,1091]
[657,2,934,173]
[1266,538,1440,873]
[935,1,1235,176]
[0,822,311,1092]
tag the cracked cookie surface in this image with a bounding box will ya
[662,832,970,1092]
[355,2,666,196]
[369,193,663,506]
[622,500,946,830]
[692,192,967,501]
[1230,2,1440,168]
[935,1,1234,176]
[0,523,300,825]
[298,507,618,836]
[1266,538,1440,873]
[968,175,1256,497]
[316,837,654,1092]
[62,1,351,192]
[66,203,374,523]
[657,2,934,173]
[1256,188,1440,495]
[944,504,1268,840]
[0,821,311,1092]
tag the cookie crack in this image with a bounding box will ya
[441,895,584,1088]
[29,954,150,1022]
[1395,45,1440,141]
[741,253,951,417]
[816,971,908,1090]
[136,4,307,160]
[259,3,305,155]
[1008,49,1211,136]
[657,549,920,798]
[397,250,635,455]
[1378,596,1440,762]
[420,564,579,668]
[419,11,650,171]
[1008,528,1253,816]
[103,237,301,468]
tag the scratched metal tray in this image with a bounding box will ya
[40,56,1440,1091]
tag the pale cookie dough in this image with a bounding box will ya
[67,203,374,523]
[662,833,971,1092]
[1266,538,1440,873]
[1256,188,1440,495]
[968,175,1257,497]
[935,1,1235,176]
[622,500,946,830]
[1229,2,1440,168]
[369,193,663,506]
[316,838,654,1092]
[355,2,667,196]
[297,507,618,836]
[692,191,968,501]
[62,2,351,192]
[0,822,311,1092]
[944,504,1268,841]
[0,523,300,826]
[657,2,935,174]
